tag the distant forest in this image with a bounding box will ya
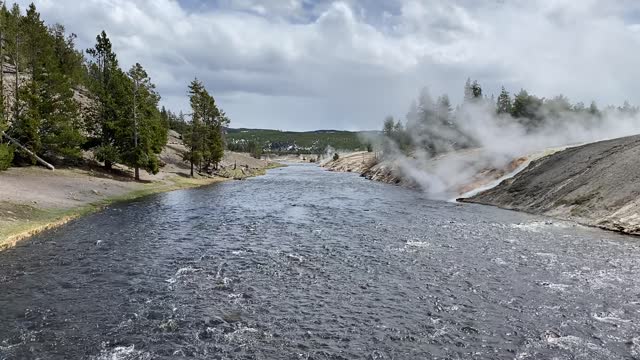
[0,2,227,179]
[224,128,373,157]
[382,78,639,156]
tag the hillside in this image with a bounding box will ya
[463,135,640,234]
[226,128,377,154]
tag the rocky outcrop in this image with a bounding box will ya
[463,135,640,235]
[361,160,417,187]
[323,152,411,186]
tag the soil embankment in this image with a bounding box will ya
[463,135,640,234]
[0,131,278,249]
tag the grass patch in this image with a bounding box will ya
[0,204,83,250]
[267,162,287,169]
[215,162,284,180]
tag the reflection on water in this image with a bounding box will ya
[1,164,640,359]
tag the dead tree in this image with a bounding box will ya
[1,131,55,170]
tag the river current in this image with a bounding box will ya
[2,164,640,359]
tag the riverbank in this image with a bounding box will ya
[463,135,640,235]
[0,141,278,250]
[0,168,227,250]
[323,150,529,196]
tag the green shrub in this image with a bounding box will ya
[0,143,14,170]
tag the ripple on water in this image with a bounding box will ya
[1,164,640,359]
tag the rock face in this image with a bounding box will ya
[464,135,640,234]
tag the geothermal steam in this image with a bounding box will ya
[368,94,640,199]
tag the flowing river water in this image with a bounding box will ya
[2,164,640,359]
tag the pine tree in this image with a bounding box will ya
[545,95,572,119]
[589,101,600,117]
[0,4,5,128]
[208,110,228,170]
[463,78,482,104]
[201,91,218,171]
[183,78,205,177]
[511,89,544,129]
[573,102,585,113]
[181,78,228,175]
[86,31,123,170]
[471,80,482,99]
[122,63,166,180]
[496,86,512,114]
[463,77,473,103]
[6,3,83,163]
[436,94,452,124]
[382,116,394,137]
[9,3,19,125]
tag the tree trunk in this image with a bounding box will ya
[133,79,139,181]
[105,160,112,171]
[1,131,54,170]
[190,159,194,177]
[14,34,18,124]
[0,30,4,123]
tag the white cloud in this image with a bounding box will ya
[15,0,640,130]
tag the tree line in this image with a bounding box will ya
[0,2,228,178]
[382,78,637,156]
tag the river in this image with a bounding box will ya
[1,164,640,359]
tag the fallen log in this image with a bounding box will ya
[1,131,55,170]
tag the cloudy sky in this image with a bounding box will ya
[16,0,640,130]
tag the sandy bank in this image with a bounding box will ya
[463,135,640,235]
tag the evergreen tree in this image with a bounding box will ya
[393,119,404,133]
[183,78,206,176]
[49,24,85,86]
[121,63,167,180]
[470,80,482,99]
[463,77,473,103]
[208,110,228,170]
[86,30,122,170]
[0,3,6,128]
[382,116,395,137]
[588,101,600,117]
[544,95,572,120]
[7,3,20,125]
[436,95,452,124]
[167,110,188,135]
[7,3,83,163]
[618,100,637,115]
[511,89,544,129]
[496,86,512,114]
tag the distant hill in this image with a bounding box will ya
[226,128,379,154]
